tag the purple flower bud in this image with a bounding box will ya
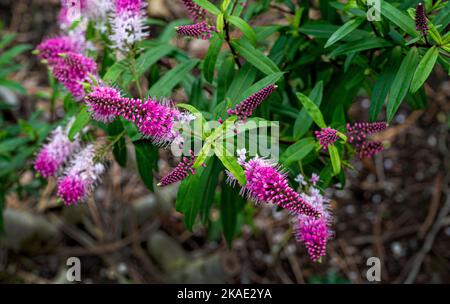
[158,151,196,186]
[415,3,429,35]
[347,121,387,159]
[315,127,338,150]
[34,126,80,178]
[227,85,277,121]
[176,21,214,40]
[181,0,206,22]
[241,157,321,218]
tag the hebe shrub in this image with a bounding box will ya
[9,0,449,262]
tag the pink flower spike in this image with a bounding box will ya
[158,151,196,186]
[314,127,338,150]
[227,85,277,121]
[57,144,105,205]
[242,157,321,218]
[34,126,80,178]
[110,0,148,52]
[295,216,330,262]
[415,3,429,35]
[52,51,97,100]
[36,36,83,66]
[85,86,122,123]
[176,21,214,40]
[181,0,207,22]
[347,121,386,159]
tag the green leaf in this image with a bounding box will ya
[325,18,364,48]
[280,137,316,166]
[294,81,323,139]
[330,37,391,57]
[234,72,284,105]
[231,40,281,75]
[369,50,400,122]
[0,186,5,234]
[220,178,245,247]
[176,157,220,230]
[299,23,370,40]
[107,120,127,167]
[215,55,236,107]
[379,0,417,37]
[0,33,16,50]
[136,44,175,76]
[68,107,90,141]
[203,35,223,83]
[0,44,32,65]
[225,63,257,102]
[387,47,419,122]
[214,144,246,186]
[0,79,26,94]
[410,46,439,94]
[134,140,158,192]
[296,92,327,129]
[103,60,127,82]
[328,144,341,176]
[0,137,30,154]
[193,0,221,15]
[227,16,257,46]
[148,59,199,97]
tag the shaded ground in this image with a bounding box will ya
[0,0,449,284]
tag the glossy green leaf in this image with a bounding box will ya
[148,59,199,97]
[203,35,224,83]
[330,37,391,57]
[379,0,417,37]
[193,0,221,15]
[68,107,91,141]
[387,47,419,122]
[220,178,245,247]
[328,144,341,176]
[296,92,327,129]
[294,81,323,139]
[325,18,364,48]
[231,40,281,75]
[280,137,316,166]
[136,44,175,76]
[214,144,246,186]
[176,157,220,230]
[410,46,439,94]
[228,16,257,45]
[107,120,127,167]
[134,140,158,192]
[0,44,32,65]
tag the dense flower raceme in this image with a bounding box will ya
[291,174,333,262]
[52,52,97,100]
[36,36,84,66]
[110,0,148,52]
[34,125,80,178]
[176,21,216,40]
[347,122,387,158]
[227,85,277,121]
[57,144,105,205]
[181,0,206,22]
[86,86,182,144]
[229,156,321,218]
[315,127,338,150]
[158,151,196,186]
[415,3,429,35]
